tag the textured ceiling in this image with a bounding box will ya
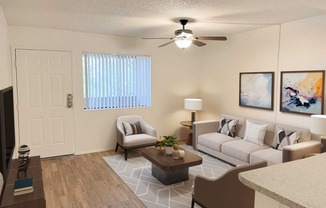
[0,0,326,38]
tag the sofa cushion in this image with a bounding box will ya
[198,132,238,152]
[218,117,238,137]
[222,140,269,163]
[243,120,267,146]
[250,148,282,165]
[274,126,300,150]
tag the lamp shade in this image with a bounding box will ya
[311,115,326,135]
[184,98,202,111]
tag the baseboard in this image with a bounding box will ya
[74,147,112,155]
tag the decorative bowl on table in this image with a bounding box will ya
[156,146,165,151]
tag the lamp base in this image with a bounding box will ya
[191,111,196,123]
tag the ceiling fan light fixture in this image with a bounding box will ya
[175,39,192,49]
[175,32,193,49]
[143,18,227,48]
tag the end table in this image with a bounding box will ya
[180,121,193,145]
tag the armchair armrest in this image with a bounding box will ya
[193,120,219,149]
[282,140,321,162]
[116,125,125,146]
[142,122,157,137]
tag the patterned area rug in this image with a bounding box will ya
[103,145,232,208]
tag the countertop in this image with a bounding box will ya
[239,153,326,208]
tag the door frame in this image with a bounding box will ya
[11,47,75,158]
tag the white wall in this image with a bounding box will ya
[0,5,11,89]
[8,26,202,154]
[200,14,326,130]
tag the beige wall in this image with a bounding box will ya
[8,26,201,154]
[200,14,326,130]
[5,11,326,154]
[276,14,326,127]
[200,25,280,122]
[0,6,11,89]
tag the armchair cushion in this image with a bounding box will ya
[123,134,156,147]
[122,121,143,135]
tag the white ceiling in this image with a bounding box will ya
[0,0,326,39]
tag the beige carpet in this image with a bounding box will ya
[103,145,232,208]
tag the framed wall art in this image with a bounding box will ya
[239,72,274,110]
[280,70,325,115]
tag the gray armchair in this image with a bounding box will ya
[192,160,267,208]
[116,115,157,160]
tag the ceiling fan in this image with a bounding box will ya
[143,19,227,48]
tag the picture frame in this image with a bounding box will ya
[239,72,274,110]
[280,70,325,115]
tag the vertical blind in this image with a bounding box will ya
[82,53,151,110]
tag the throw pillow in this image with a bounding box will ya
[218,117,238,138]
[122,121,143,136]
[274,127,299,150]
[243,120,267,146]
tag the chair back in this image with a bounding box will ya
[116,115,149,133]
[194,161,267,208]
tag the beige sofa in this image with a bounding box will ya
[193,114,321,166]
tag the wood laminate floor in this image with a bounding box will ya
[41,150,145,208]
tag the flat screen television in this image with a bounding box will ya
[0,86,15,182]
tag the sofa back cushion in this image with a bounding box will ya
[221,114,246,138]
[245,119,275,147]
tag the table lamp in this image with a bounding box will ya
[310,115,326,153]
[184,98,202,123]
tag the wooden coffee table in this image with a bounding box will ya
[142,147,202,185]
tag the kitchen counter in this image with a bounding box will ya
[239,153,326,208]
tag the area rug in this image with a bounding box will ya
[103,145,232,208]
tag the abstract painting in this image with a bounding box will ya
[239,72,274,110]
[280,70,325,115]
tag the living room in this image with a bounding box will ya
[0,1,326,208]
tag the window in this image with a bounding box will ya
[82,53,151,110]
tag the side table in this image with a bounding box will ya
[180,121,193,145]
[0,156,46,208]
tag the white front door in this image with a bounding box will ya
[15,49,74,158]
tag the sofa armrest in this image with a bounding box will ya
[193,120,219,149]
[282,140,321,162]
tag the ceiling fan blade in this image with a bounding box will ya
[158,40,175,48]
[143,38,173,40]
[192,40,206,47]
[195,36,227,41]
